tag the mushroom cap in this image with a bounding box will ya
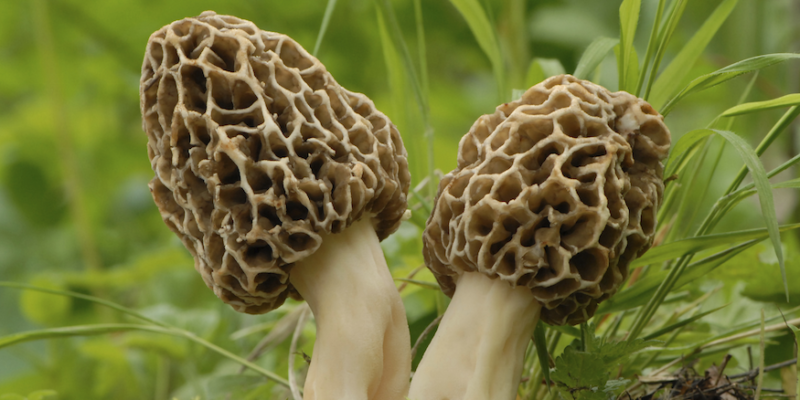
[423,75,670,325]
[140,11,410,314]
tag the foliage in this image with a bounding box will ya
[0,0,799,399]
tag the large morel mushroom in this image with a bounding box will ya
[409,74,670,400]
[140,11,411,400]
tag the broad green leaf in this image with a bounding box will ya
[713,129,786,300]
[649,0,738,109]
[633,223,800,268]
[525,58,566,87]
[312,0,338,56]
[533,322,551,390]
[598,239,759,314]
[722,94,800,117]
[446,0,506,99]
[664,128,715,178]
[661,54,800,116]
[618,0,641,92]
[573,37,619,80]
[642,304,728,340]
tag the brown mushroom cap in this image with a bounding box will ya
[140,11,410,314]
[423,75,670,325]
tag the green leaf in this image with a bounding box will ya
[312,0,338,56]
[573,37,619,80]
[660,54,800,116]
[713,129,786,300]
[525,58,566,87]
[446,0,506,99]
[721,93,800,117]
[551,334,653,400]
[632,223,800,268]
[533,322,552,390]
[618,0,641,92]
[649,0,738,109]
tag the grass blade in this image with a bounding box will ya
[0,323,166,348]
[649,0,738,109]
[0,281,165,327]
[633,223,800,268]
[373,0,427,116]
[0,323,292,388]
[533,322,552,390]
[525,58,566,87]
[312,0,338,56]
[755,310,766,400]
[725,106,800,192]
[573,37,619,80]
[618,0,641,92]
[664,128,715,178]
[713,129,786,300]
[642,0,689,101]
[599,239,760,315]
[635,0,667,96]
[721,94,800,117]
[660,53,800,116]
[447,0,506,100]
[394,278,440,290]
[642,304,728,341]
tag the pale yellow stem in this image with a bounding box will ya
[290,219,411,400]
[408,272,541,400]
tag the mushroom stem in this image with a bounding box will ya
[290,219,411,400]
[408,272,541,400]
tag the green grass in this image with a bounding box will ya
[0,0,799,399]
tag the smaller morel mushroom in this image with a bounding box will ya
[409,75,670,400]
[140,12,411,400]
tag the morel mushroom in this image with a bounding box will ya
[408,75,670,400]
[140,12,411,400]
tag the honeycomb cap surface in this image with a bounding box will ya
[423,75,670,325]
[140,11,410,314]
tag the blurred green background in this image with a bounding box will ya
[0,0,799,398]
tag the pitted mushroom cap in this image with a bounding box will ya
[140,11,410,314]
[423,75,670,325]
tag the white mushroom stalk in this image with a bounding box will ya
[408,272,540,400]
[413,75,671,400]
[291,219,410,400]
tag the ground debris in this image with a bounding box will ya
[623,355,796,400]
